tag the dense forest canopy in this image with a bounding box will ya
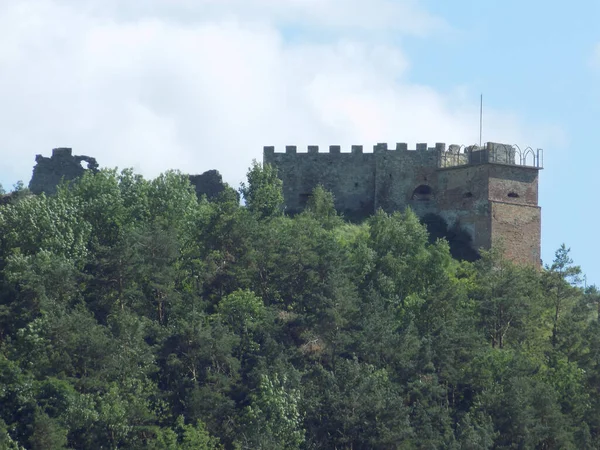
[0,162,598,449]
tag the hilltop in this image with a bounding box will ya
[0,160,597,449]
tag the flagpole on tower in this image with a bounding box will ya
[479,94,483,148]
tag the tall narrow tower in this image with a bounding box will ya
[435,143,542,265]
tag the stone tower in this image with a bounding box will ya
[264,142,542,266]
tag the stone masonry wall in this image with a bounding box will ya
[29,148,98,195]
[491,202,541,265]
[373,143,439,214]
[264,146,377,219]
[29,149,231,204]
[487,165,539,206]
[436,165,493,252]
[264,143,446,220]
[265,141,542,265]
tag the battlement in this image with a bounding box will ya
[264,141,543,169]
[264,142,450,155]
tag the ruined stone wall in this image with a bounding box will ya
[188,170,227,200]
[29,148,98,195]
[29,148,232,205]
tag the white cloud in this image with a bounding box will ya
[50,0,447,36]
[0,0,559,190]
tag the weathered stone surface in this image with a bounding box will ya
[188,170,227,200]
[29,148,99,195]
[264,142,542,266]
[28,148,230,204]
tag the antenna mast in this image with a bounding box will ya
[479,94,483,148]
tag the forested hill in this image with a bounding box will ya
[0,162,598,449]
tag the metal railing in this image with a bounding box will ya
[438,143,543,169]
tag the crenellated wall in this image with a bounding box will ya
[265,141,543,265]
[264,145,377,219]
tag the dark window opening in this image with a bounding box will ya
[463,192,473,198]
[508,192,519,198]
[412,184,433,201]
[354,182,359,188]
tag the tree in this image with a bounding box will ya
[303,185,343,229]
[584,285,600,322]
[150,416,222,449]
[218,289,266,359]
[363,209,450,309]
[239,161,284,219]
[473,248,542,349]
[303,359,412,448]
[240,373,304,449]
[28,409,67,450]
[0,193,91,262]
[1,160,598,448]
[544,245,582,347]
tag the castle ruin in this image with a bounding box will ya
[27,148,229,201]
[264,142,543,265]
[29,148,99,195]
[22,143,543,266]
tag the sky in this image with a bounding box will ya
[0,0,599,281]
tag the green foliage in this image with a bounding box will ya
[0,193,91,262]
[473,248,544,349]
[151,416,222,449]
[303,184,343,229]
[29,408,68,450]
[239,160,283,219]
[0,166,595,448]
[218,289,265,333]
[240,373,304,449]
[544,244,583,347]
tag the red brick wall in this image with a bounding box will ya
[491,201,541,266]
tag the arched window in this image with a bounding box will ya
[412,185,433,201]
[508,192,520,198]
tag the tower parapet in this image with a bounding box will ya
[263,141,542,168]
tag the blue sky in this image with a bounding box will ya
[0,0,598,281]
[411,0,600,280]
